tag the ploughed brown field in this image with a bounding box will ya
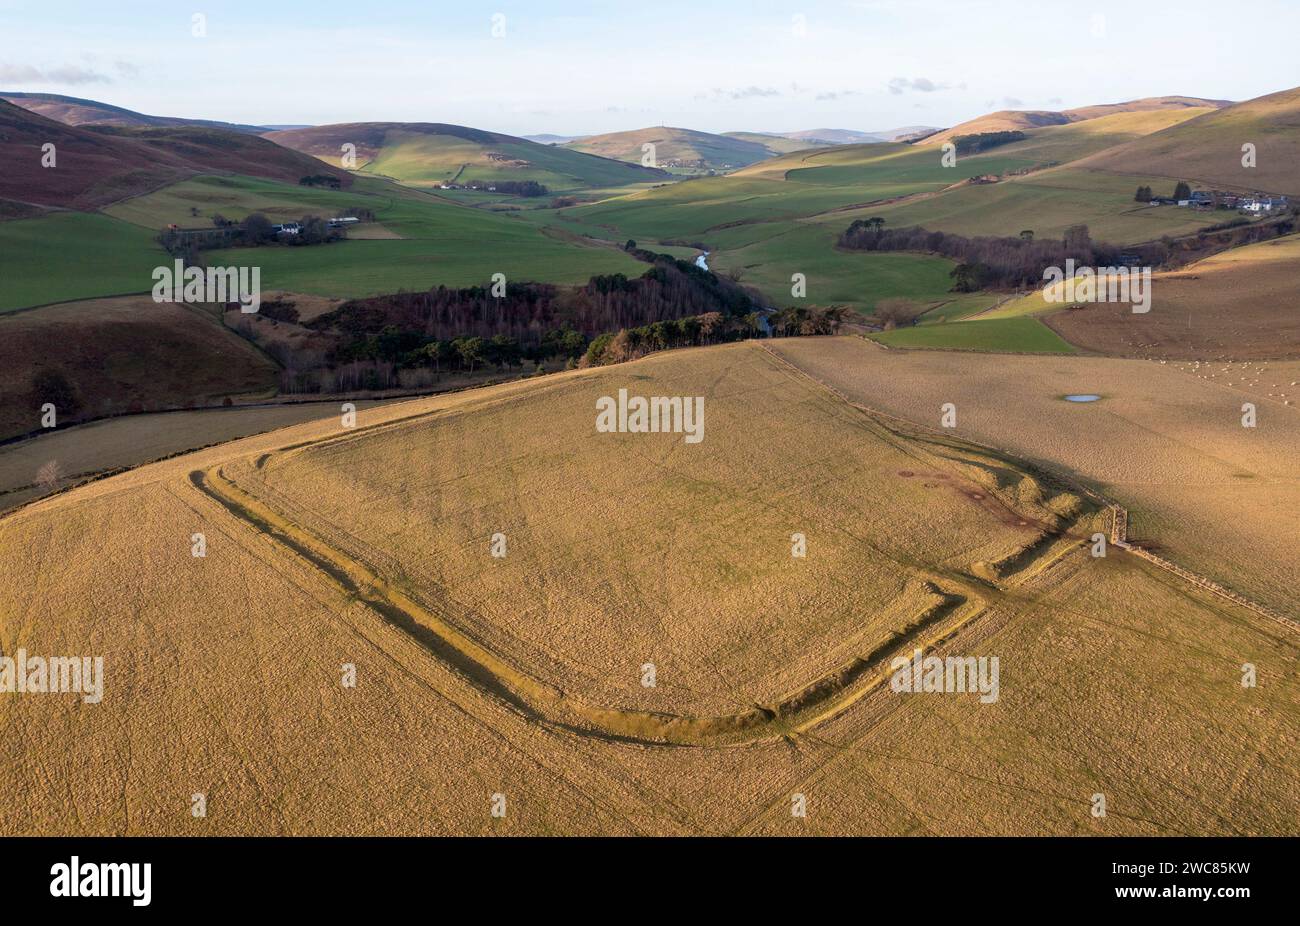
[1,342,1295,835]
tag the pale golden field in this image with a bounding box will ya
[0,342,1295,835]
[219,343,1087,723]
[768,337,1300,617]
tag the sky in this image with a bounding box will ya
[1,0,1296,136]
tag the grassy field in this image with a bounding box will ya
[105,174,376,229]
[870,317,1076,353]
[1048,234,1300,360]
[0,213,166,312]
[770,336,1300,617]
[158,174,648,296]
[561,175,904,241]
[1,341,1294,834]
[376,134,663,190]
[542,125,1231,314]
[3,175,647,311]
[979,106,1217,165]
[819,167,1228,244]
[207,229,641,297]
[783,150,1037,188]
[266,122,664,192]
[222,344,1050,720]
[917,293,1004,323]
[709,224,959,314]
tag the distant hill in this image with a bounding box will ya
[779,128,886,145]
[0,91,268,134]
[722,132,834,155]
[565,126,776,170]
[266,122,668,190]
[872,125,941,142]
[976,106,1220,165]
[729,127,938,148]
[523,133,580,145]
[920,96,1231,146]
[0,100,350,210]
[1077,87,1300,195]
[921,111,1073,147]
[1062,95,1233,121]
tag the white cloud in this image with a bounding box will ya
[888,76,962,95]
[0,62,111,85]
[721,86,781,100]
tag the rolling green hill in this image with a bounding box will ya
[265,122,668,191]
[1077,86,1300,195]
[1,172,645,312]
[0,212,167,313]
[817,166,1226,244]
[536,97,1257,339]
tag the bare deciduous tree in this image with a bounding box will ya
[874,298,924,330]
[36,460,62,491]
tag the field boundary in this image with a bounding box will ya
[760,339,1299,636]
[182,347,1111,747]
[1107,505,1300,633]
[191,463,1004,747]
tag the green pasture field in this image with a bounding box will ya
[708,224,959,314]
[207,228,642,298]
[8,174,644,308]
[869,316,1077,353]
[916,293,1004,323]
[0,212,166,313]
[361,133,656,191]
[785,152,1038,187]
[819,168,1227,244]
[105,174,371,229]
